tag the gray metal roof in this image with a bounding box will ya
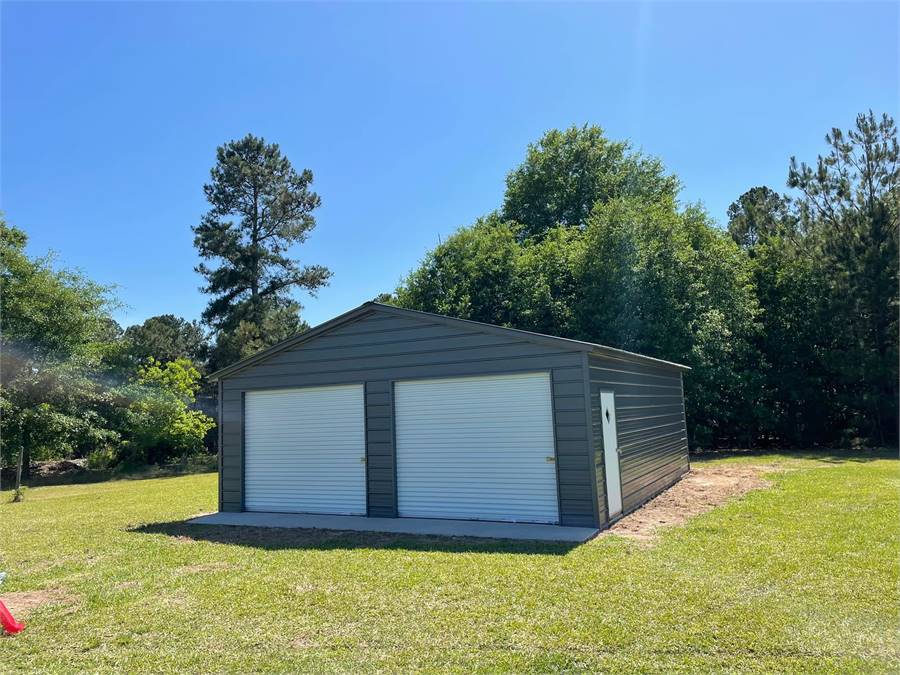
[208,301,690,381]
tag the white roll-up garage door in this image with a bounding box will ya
[244,384,366,515]
[395,372,559,523]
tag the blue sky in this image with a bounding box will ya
[3,2,897,329]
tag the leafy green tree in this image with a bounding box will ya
[787,111,899,443]
[123,314,208,367]
[577,198,763,446]
[394,215,523,327]
[0,219,121,481]
[502,124,679,240]
[116,358,215,465]
[210,308,310,369]
[193,134,331,368]
[744,229,831,445]
[727,186,794,250]
[513,226,583,337]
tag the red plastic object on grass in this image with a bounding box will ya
[0,600,24,634]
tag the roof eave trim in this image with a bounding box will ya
[589,346,691,372]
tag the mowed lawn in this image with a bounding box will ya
[1,453,897,673]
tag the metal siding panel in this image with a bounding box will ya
[367,443,393,457]
[589,382,684,398]
[395,372,559,523]
[552,366,584,382]
[244,384,366,514]
[225,354,582,390]
[554,410,588,425]
[323,315,434,336]
[268,332,522,366]
[366,392,392,406]
[557,453,590,471]
[365,379,396,517]
[594,353,684,378]
[554,395,586,412]
[368,468,394,483]
[369,480,394,494]
[221,490,242,512]
[365,380,391,394]
[240,341,558,379]
[367,429,392,444]
[556,439,589,454]
[623,463,688,512]
[553,381,583,397]
[589,354,689,524]
[589,390,608,526]
[555,425,588,441]
[559,499,595,516]
[588,365,685,387]
[366,417,391,431]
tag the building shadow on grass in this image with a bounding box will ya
[691,447,897,464]
[129,520,582,556]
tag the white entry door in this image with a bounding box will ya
[394,372,559,523]
[243,384,366,515]
[600,391,623,517]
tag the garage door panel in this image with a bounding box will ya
[395,372,559,523]
[244,384,366,515]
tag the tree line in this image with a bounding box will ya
[1,112,896,483]
[385,112,898,448]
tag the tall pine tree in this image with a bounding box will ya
[193,135,331,368]
[787,111,899,444]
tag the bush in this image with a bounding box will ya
[86,446,117,471]
[117,358,216,465]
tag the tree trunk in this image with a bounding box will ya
[14,424,26,500]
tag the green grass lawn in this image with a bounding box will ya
[1,452,897,673]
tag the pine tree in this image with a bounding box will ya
[193,134,331,366]
[788,111,899,444]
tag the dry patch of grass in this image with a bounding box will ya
[2,589,77,618]
[604,464,775,543]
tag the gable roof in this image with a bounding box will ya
[208,301,690,381]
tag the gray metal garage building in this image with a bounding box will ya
[209,302,690,530]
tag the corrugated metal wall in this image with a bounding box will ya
[219,310,597,526]
[589,353,689,522]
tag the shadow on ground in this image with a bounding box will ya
[691,447,897,464]
[129,520,581,556]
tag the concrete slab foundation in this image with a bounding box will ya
[188,511,598,543]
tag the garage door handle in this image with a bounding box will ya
[360,456,367,464]
[546,456,556,463]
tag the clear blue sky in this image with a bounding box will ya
[3,2,897,329]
